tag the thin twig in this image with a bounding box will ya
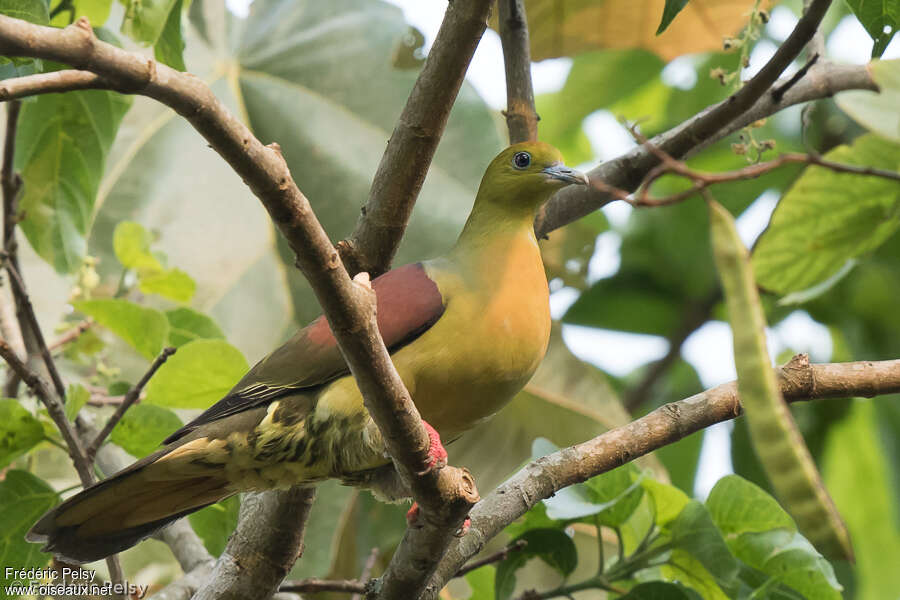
[455,539,528,578]
[498,0,538,144]
[350,548,380,600]
[49,318,92,352]
[86,346,176,459]
[280,578,367,595]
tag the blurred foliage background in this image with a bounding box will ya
[0,0,899,598]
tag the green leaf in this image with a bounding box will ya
[707,475,796,536]
[73,299,168,359]
[65,383,90,422]
[113,221,196,302]
[711,198,853,561]
[824,400,900,599]
[154,0,186,70]
[656,0,690,34]
[0,399,44,469]
[837,59,900,143]
[109,403,183,456]
[564,278,682,336]
[621,581,699,599]
[0,471,59,582]
[583,464,644,527]
[495,528,578,599]
[642,477,690,527]
[844,0,898,57]
[494,552,526,600]
[188,495,240,556]
[122,0,179,45]
[466,564,496,600]
[752,134,900,296]
[113,221,158,270]
[733,529,842,600]
[14,88,131,273]
[140,267,195,302]
[0,0,48,25]
[661,549,730,600]
[49,0,113,27]
[516,528,578,577]
[145,339,247,408]
[166,307,225,347]
[669,500,740,583]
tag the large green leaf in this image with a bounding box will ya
[188,495,240,556]
[824,400,900,599]
[0,471,59,592]
[73,298,169,359]
[752,134,900,296]
[15,87,131,272]
[166,307,225,347]
[669,500,740,584]
[145,339,247,408]
[0,399,44,469]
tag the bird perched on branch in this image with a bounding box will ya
[28,142,588,562]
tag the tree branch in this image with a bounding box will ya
[337,0,494,277]
[86,346,176,459]
[424,355,900,596]
[192,488,317,600]
[0,69,107,100]
[498,0,538,144]
[536,0,860,237]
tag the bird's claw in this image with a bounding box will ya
[454,517,471,537]
[416,420,447,476]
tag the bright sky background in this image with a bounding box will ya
[228,0,895,496]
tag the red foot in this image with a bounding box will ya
[406,502,422,527]
[419,421,447,475]
[455,517,471,537]
[405,503,470,537]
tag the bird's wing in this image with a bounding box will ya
[163,263,446,443]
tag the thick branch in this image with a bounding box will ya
[192,488,316,600]
[0,69,107,100]
[498,0,538,143]
[424,355,900,596]
[338,0,494,277]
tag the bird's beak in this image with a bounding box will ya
[542,163,589,186]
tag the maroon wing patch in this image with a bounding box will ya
[164,263,445,443]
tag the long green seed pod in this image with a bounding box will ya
[708,196,853,562]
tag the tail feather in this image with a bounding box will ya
[27,445,232,563]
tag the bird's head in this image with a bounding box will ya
[475,141,589,213]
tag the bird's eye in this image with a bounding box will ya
[512,151,531,169]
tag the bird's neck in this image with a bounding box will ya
[450,198,539,265]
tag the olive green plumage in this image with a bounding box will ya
[27,142,588,562]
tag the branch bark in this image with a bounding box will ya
[498,0,538,144]
[424,355,900,597]
[192,488,316,600]
[337,0,494,277]
[0,69,107,100]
